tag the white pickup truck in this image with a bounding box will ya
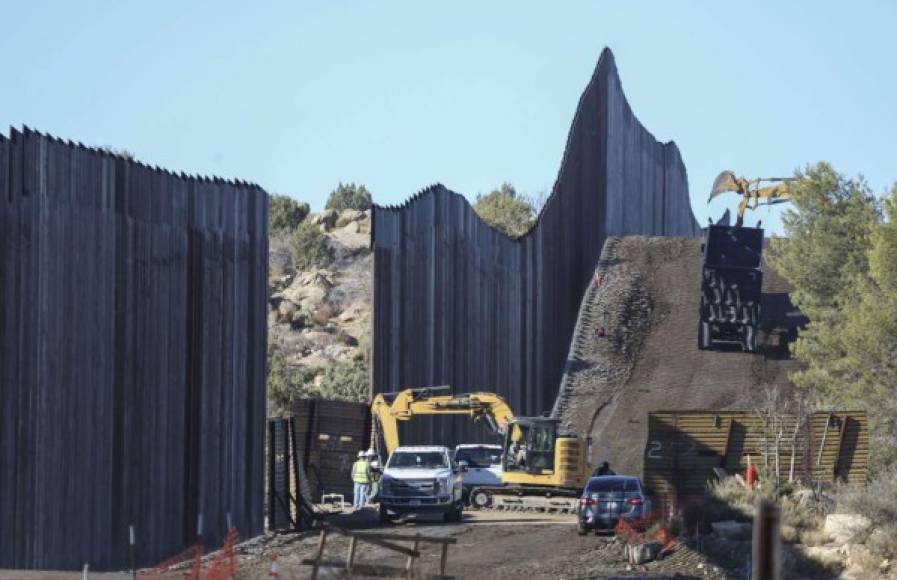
[377,446,465,523]
[454,444,503,505]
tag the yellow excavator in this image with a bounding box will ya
[708,170,794,227]
[370,386,591,511]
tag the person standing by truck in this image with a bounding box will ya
[351,450,372,509]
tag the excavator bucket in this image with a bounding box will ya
[708,170,740,201]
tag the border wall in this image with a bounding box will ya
[0,128,267,570]
[643,411,869,510]
[371,48,701,446]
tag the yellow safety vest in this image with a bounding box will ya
[351,459,371,484]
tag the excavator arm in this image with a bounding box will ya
[709,170,793,227]
[370,386,515,456]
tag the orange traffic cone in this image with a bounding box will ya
[268,555,280,579]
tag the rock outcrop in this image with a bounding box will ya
[268,209,373,401]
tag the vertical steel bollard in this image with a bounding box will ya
[752,499,781,580]
[129,524,136,580]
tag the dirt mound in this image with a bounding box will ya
[556,236,806,476]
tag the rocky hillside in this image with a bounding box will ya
[267,208,373,412]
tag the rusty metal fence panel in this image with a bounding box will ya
[0,128,268,570]
[293,399,371,502]
[371,48,701,446]
[643,410,869,510]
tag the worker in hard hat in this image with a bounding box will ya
[366,449,381,503]
[351,450,372,510]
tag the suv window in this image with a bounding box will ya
[455,447,501,468]
[388,451,448,469]
[586,477,640,493]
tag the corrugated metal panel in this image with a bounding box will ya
[371,48,702,446]
[643,411,869,509]
[0,128,267,570]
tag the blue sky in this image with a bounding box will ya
[2,1,895,233]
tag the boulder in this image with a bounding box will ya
[711,520,753,541]
[336,209,365,228]
[329,226,370,253]
[804,546,843,567]
[278,300,299,318]
[311,209,338,230]
[824,514,871,546]
[338,305,366,323]
[357,211,372,234]
[282,277,327,314]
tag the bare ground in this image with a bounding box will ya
[234,509,731,579]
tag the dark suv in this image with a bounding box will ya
[577,476,652,534]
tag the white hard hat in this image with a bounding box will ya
[366,449,376,457]
[357,450,365,458]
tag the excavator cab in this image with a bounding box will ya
[504,418,559,474]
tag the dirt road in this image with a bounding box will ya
[236,509,730,579]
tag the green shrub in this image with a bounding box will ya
[291,220,333,271]
[269,230,293,276]
[473,183,537,238]
[325,182,372,212]
[269,194,310,232]
[317,358,369,403]
[267,344,318,415]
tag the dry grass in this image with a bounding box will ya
[837,464,897,528]
[867,523,897,560]
[850,547,884,578]
[706,478,829,546]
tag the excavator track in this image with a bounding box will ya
[468,486,581,514]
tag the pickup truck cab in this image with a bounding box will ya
[378,446,464,523]
[454,444,503,503]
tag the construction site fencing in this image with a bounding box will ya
[0,128,268,570]
[371,48,702,446]
[643,410,869,510]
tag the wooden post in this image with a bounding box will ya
[346,536,358,572]
[439,543,450,576]
[752,499,781,580]
[405,540,419,575]
[311,528,329,580]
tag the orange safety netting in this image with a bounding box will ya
[137,528,238,580]
[204,528,239,580]
[614,510,678,554]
